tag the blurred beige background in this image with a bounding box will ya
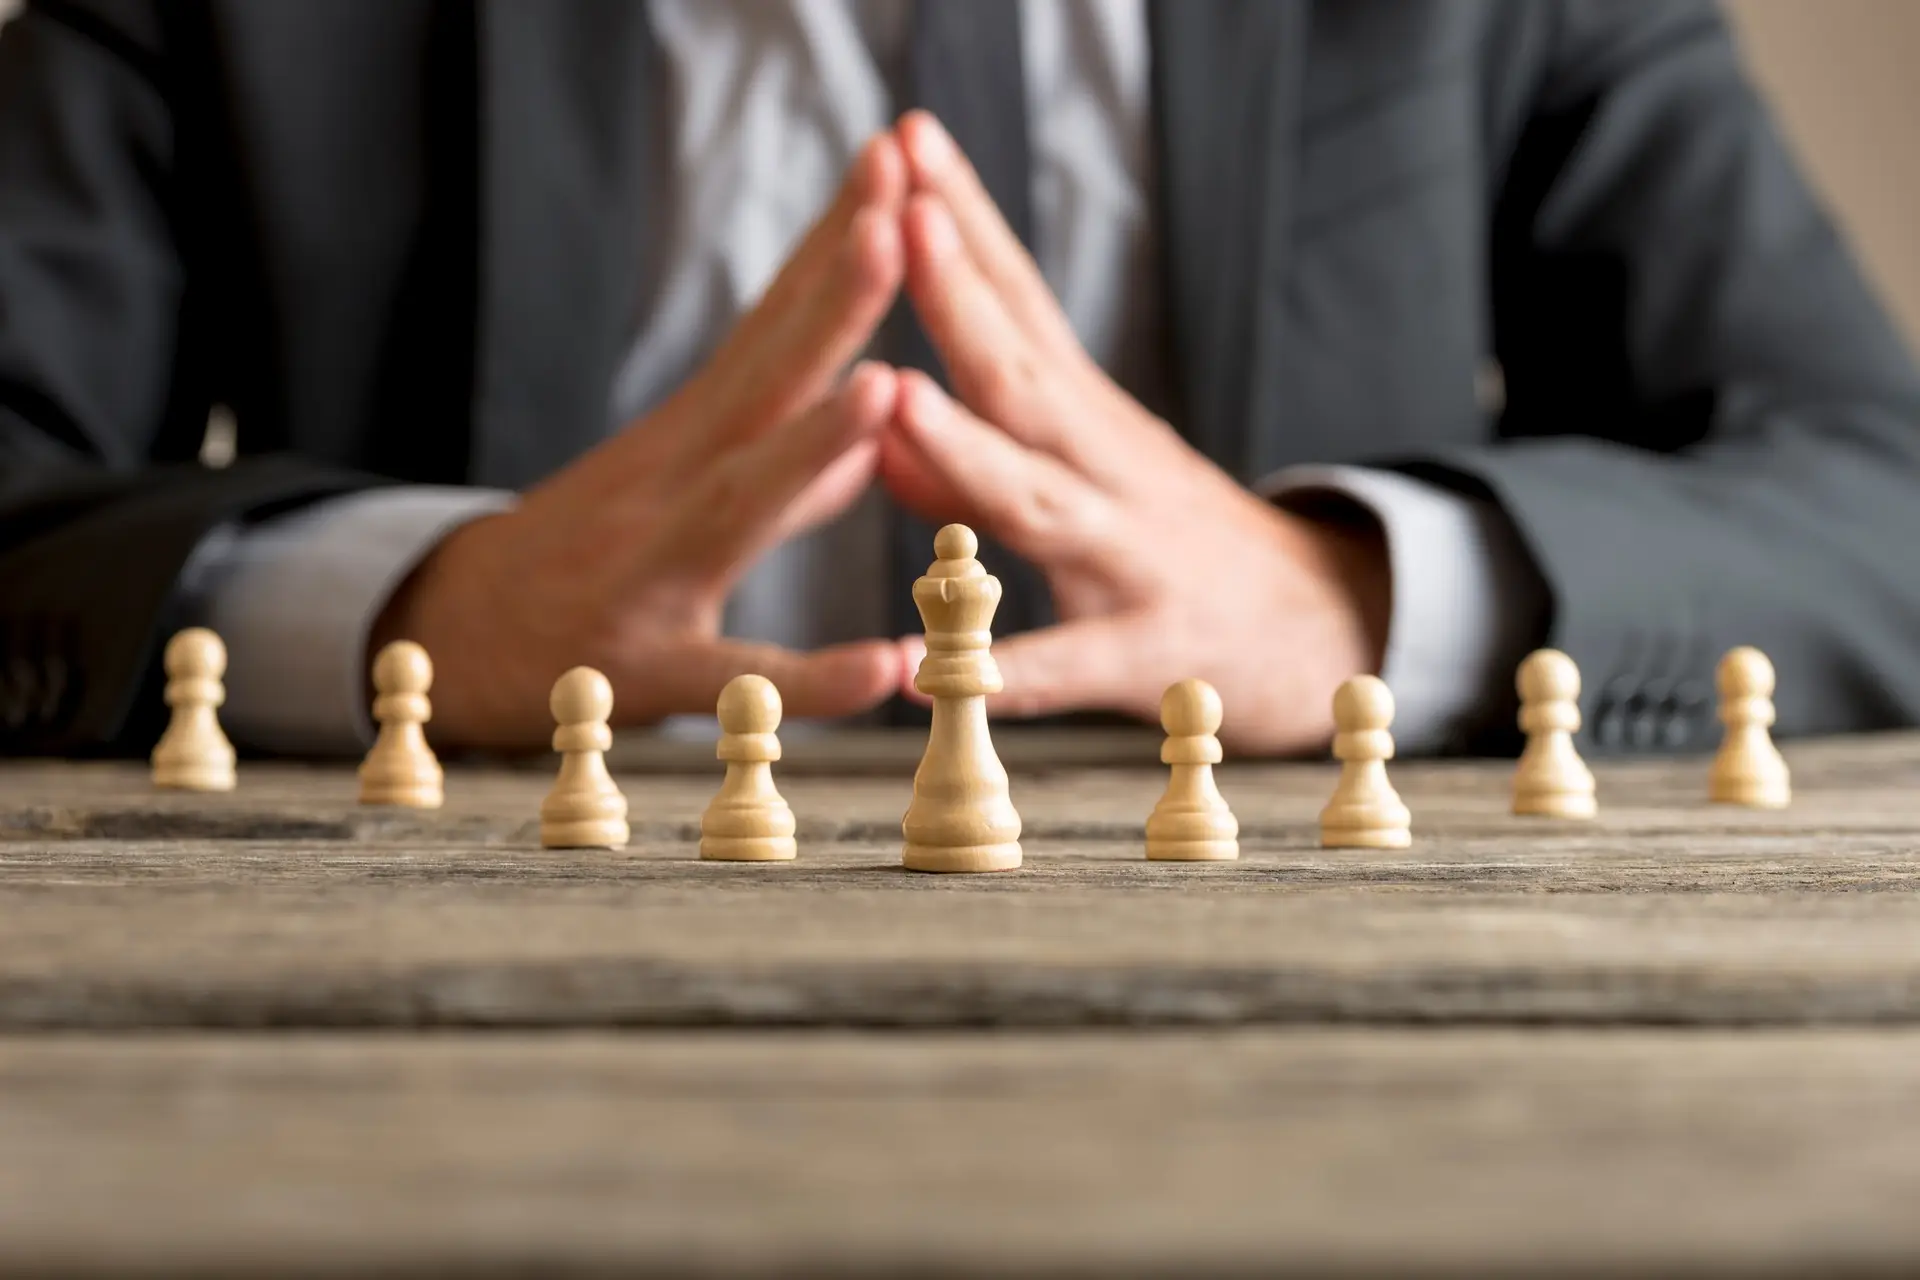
[1729,0,1920,347]
[0,0,1914,345]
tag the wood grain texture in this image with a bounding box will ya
[3,733,1919,1030]
[4,729,1917,844]
[6,1028,1920,1275]
[7,735,1920,1272]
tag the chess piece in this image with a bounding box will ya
[151,628,236,792]
[358,641,444,808]
[1319,675,1411,849]
[540,667,629,849]
[1145,678,1239,861]
[701,674,798,861]
[1512,648,1596,819]
[1710,646,1791,808]
[901,525,1022,873]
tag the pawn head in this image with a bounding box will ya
[1718,645,1775,698]
[165,627,226,679]
[934,524,978,562]
[1517,648,1580,705]
[550,666,614,726]
[373,640,433,695]
[1160,678,1223,738]
[717,673,782,735]
[1333,674,1395,731]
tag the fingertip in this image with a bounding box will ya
[897,633,934,707]
[896,368,951,436]
[804,640,905,717]
[899,634,927,685]
[897,109,956,180]
[847,204,904,293]
[877,423,965,530]
[896,366,936,401]
[902,193,958,262]
[856,130,908,206]
[841,361,899,425]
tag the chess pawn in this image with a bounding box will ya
[540,667,629,849]
[700,674,797,862]
[151,628,236,792]
[901,525,1023,873]
[1145,679,1239,861]
[1710,646,1791,808]
[358,641,444,808]
[1319,675,1411,849]
[1511,649,1596,819]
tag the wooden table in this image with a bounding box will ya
[5,730,1920,1274]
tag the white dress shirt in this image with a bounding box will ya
[183,0,1537,755]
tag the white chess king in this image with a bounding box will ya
[900,524,1023,873]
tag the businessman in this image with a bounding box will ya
[1,0,1917,758]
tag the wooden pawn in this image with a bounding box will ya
[1145,678,1239,861]
[1512,648,1596,819]
[358,640,444,808]
[1319,675,1411,849]
[540,667,629,849]
[151,627,236,792]
[1710,646,1791,808]
[700,674,797,861]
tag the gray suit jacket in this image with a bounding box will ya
[1,0,1917,754]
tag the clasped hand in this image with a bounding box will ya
[380,114,1387,753]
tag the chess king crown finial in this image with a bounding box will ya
[912,525,1005,698]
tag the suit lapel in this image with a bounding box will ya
[1151,0,1309,479]
[471,2,661,487]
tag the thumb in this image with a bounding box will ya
[902,616,1157,722]
[672,637,905,722]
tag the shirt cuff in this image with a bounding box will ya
[1258,464,1547,753]
[177,487,517,756]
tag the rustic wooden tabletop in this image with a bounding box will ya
[4,730,1920,1274]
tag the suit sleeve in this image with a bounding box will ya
[0,0,370,755]
[1410,0,1920,751]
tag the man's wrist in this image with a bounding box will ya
[1261,464,1550,752]
[1276,497,1392,678]
[369,509,507,657]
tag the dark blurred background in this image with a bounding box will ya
[2,0,1914,348]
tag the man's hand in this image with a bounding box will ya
[881,113,1389,754]
[374,136,912,749]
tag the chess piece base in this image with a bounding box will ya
[359,777,444,809]
[1146,837,1239,862]
[1146,806,1239,861]
[903,841,1023,873]
[1709,780,1791,809]
[1320,825,1412,850]
[701,835,798,862]
[152,761,235,792]
[541,818,629,850]
[1513,791,1596,820]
